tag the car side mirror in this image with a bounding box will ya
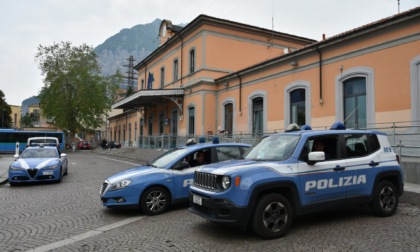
[307,151,325,165]
[60,153,67,158]
[14,154,19,159]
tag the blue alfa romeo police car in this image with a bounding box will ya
[100,139,250,215]
[9,144,68,186]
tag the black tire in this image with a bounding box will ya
[57,168,62,183]
[64,166,68,176]
[370,180,398,217]
[251,193,293,239]
[140,187,170,215]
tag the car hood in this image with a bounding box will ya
[106,165,163,184]
[197,159,291,175]
[12,158,59,169]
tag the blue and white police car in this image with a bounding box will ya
[189,123,404,239]
[100,139,250,215]
[9,144,68,186]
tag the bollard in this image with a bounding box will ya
[15,141,20,156]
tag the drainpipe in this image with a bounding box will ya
[180,34,184,86]
[316,46,323,105]
[237,73,242,115]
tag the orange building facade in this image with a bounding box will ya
[109,8,420,148]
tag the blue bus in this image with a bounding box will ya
[0,129,65,153]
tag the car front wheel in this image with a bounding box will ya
[370,180,398,217]
[140,187,170,215]
[251,193,293,239]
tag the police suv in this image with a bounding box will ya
[189,123,404,239]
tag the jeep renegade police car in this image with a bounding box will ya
[189,123,403,239]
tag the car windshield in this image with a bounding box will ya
[148,148,191,168]
[245,134,300,161]
[21,148,58,159]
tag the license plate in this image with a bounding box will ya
[43,171,53,175]
[193,194,202,206]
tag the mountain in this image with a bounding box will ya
[94,19,161,77]
[21,96,39,115]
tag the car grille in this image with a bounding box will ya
[194,171,218,190]
[100,182,109,195]
[28,169,38,178]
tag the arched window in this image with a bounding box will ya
[160,67,165,88]
[189,49,195,74]
[252,97,263,136]
[284,81,311,128]
[171,110,178,135]
[188,107,195,136]
[290,89,306,126]
[173,59,179,81]
[148,116,153,135]
[336,67,375,129]
[128,123,132,143]
[344,77,366,129]
[159,113,165,134]
[224,103,233,135]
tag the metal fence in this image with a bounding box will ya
[136,121,420,158]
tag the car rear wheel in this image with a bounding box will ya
[140,187,170,215]
[370,180,398,217]
[251,193,293,239]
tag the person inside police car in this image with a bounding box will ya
[190,150,207,167]
[312,140,331,160]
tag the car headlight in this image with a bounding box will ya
[43,164,59,170]
[221,176,231,190]
[9,165,24,171]
[109,179,132,191]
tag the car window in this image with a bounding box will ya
[21,148,58,158]
[246,134,300,161]
[215,146,249,162]
[149,148,190,168]
[300,135,339,161]
[345,134,380,158]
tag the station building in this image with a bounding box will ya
[108,7,420,148]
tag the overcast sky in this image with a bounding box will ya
[1,0,419,106]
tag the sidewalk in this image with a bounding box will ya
[0,154,15,185]
[0,152,419,205]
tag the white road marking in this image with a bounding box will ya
[27,216,145,252]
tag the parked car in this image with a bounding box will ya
[100,139,250,215]
[9,145,68,186]
[77,141,92,150]
[189,122,403,239]
[26,137,60,150]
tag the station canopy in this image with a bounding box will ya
[111,89,184,112]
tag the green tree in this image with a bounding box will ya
[20,114,33,128]
[35,42,117,137]
[0,90,12,129]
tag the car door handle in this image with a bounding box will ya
[369,161,380,167]
[333,165,345,171]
